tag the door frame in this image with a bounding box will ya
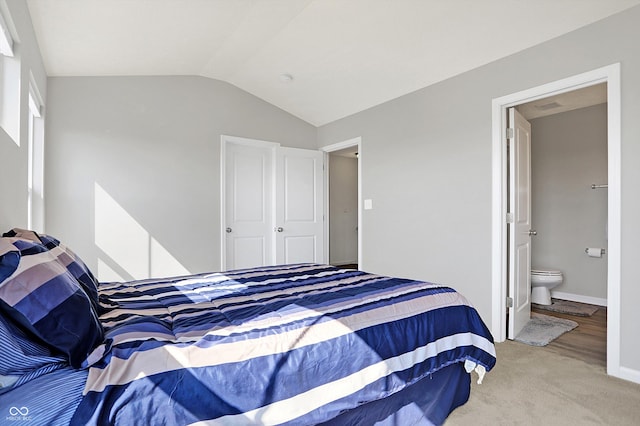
[321,137,363,269]
[491,63,623,379]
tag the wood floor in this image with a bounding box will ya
[334,263,358,269]
[532,302,607,367]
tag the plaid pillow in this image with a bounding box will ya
[0,238,103,368]
[0,240,19,283]
[2,229,100,312]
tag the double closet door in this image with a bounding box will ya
[223,138,324,270]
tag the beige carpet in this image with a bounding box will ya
[445,340,640,425]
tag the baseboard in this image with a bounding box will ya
[331,261,358,267]
[613,366,640,385]
[550,291,607,307]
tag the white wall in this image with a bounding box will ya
[0,0,47,231]
[329,154,358,265]
[530,104,608,303]
[45,76,316,279]
[318,6,640,376]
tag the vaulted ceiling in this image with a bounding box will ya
[26,0,640,126]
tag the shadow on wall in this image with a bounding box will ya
[94,182,190,282]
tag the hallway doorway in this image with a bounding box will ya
[322,137,362,269]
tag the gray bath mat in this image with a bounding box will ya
[514,313,578,347]
[532,299,599,317]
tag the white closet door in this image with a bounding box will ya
[224,139,325,270]
[275,147,325,265]
[225,142,274,270]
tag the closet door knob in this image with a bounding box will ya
[275,227,284,232]
[226,227,232,233]
[528,229,537,236]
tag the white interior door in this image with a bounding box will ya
[225,142,274,270]
[508,107,533,339]
[275,147,325,265]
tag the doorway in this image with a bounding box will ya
[524,86,608,308]
[491,64,623,380]
[507,85,609,339]
[321,137,363,269]
[328,147,358,268]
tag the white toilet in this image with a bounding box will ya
[531,269,563,305]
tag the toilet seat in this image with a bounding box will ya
[531,269,561,276]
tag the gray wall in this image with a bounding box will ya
[45,76,316,278]
[9,1,640,378]
[0,0,47,231]
[329,154,358,265]
[318,7,640,374]
[530,104,608,302]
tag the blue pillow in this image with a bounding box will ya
[0,238,104,369]
[2,229,101,312]
[0,247,18,283]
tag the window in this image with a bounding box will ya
[28,79,45,231]
[0,4,18,144]
[0,6,13,57]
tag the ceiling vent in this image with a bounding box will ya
[535,101,562,110]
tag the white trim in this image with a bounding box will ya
[220,137,227,270]
[28,72,44,117]
[27,76,45,233]
[321,137,363,269]
[491,64,625,380]
[550,291,607,307]
[221,134,280,149]
[605,67,622,380]
[618,367,640,384]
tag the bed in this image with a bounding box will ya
[0,229,496,425]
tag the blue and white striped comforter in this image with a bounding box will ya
[72,264,496,425]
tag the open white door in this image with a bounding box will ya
[275,147,325,264]
[508,107,533,339]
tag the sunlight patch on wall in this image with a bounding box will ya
[95,183,148,279]
[94,182,189,281]
[97,258,126,283]
[151,238,190,278]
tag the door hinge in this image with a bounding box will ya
[506,127,514,140]
[506,212,514,224]
[506,297,514,308]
